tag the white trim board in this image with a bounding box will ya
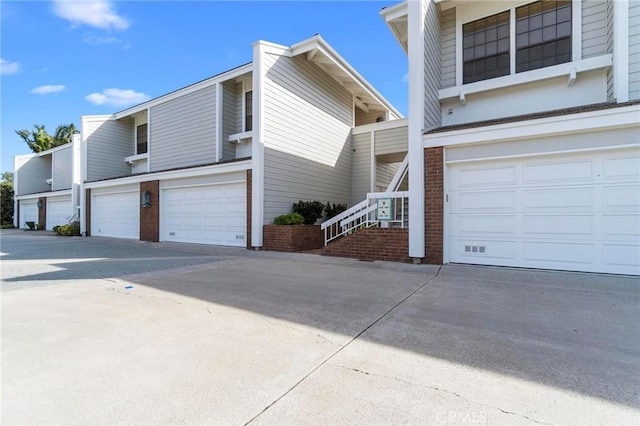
[16,189,72,201]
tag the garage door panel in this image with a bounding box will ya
[163,182,246,247]
[19,201,38,228]
[522,188,594,209]
[523,160,594,184]
[46,197,71,230]
[448,148,640,274]
[522,215,594,237]
[456,166,516,188]
[92,192,138,239]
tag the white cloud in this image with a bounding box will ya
[52,0,129,31]
[30,84,66,95]
[83,34,120,45]
[1,58,20,75]
[85,88,150,107]
[401,73,409,83]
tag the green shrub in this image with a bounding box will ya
[292,200,324,225]
[36,223,44,230]
[0,224,15,229]
[273,213,305,225]
[53,221,80,236]
[324,202,348,219]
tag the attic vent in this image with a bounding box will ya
[464,245,486,254]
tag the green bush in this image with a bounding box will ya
[0,224,15,229]
[292,200,324,225]
[53,221,80,236]
[273,213,305,225]
[324,202,348,219]
[36,223,44,230]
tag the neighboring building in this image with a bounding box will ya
[13,138,81,230]
[376,0,640,274]
[80,36,406,248]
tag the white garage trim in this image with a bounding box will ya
[445,148,640,275]
[160,181,246,247]
[16,189,71,201]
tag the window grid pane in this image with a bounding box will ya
[136,123,148,155]
[516,0,572,73]
[244,91,253,132]
[462,11,511,84]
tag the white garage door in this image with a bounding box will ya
[91,191,139,239]
[46,196,72,230]
[447,149,640,275]
[19,200,38,229]
[163,183,246,246]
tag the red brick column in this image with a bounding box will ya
[246,169,252,249]
[424,147,444,264]
[140,180,159,242]
[38,197,46,229]
[85,189,91,236]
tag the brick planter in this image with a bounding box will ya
[322,228,410,263]
[263,225,323,252]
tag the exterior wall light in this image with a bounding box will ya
[37,200,43,209]
[141,191,151,208]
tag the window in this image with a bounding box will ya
[463,11,510,84]
[136,123,148,154]
[461,0,573,84]
[244,90,253,132]
[516,0,572,73]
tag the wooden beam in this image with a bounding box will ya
[307,48,318,61]
[354,97,370,113]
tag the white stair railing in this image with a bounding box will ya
[385,153,409,193]
[321,191,409,246]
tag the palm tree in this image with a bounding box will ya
[15,123,78,153]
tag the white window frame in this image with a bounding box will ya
[241,78,253,132]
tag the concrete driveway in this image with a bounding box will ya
[2,230,639,425]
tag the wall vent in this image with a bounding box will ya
[169,232,175,236]
[236,235,245,240]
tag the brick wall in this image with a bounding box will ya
[322,228,410,263]
[85,188,91,236]
[38,197,46,229]
[140,180,159,242]
[246,170,252,249]
[263,225,323,252]
[424,147,444,264]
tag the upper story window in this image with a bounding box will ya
[461,0,573,85]
[136,123,148,154]
[516,0,572,73]
[463,11,510,84]
[244,90,253,132]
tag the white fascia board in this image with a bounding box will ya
[216,82,223,162]
[290,35,404,119]
[440,54,613,100]
[380,2,408,22]
[424,104,640,148]
[84,159,251,190]
[352,118,408,135]
[614,0,630,102]
[113,64,253,119]
[16,189,72,201]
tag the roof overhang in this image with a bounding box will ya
[380,2,408,54]
[290,35,403,118]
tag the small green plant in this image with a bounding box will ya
[292,200,324,225]
[0,224,15,229]
[25,221,36,230]
[36,223,44,230]
[53,221,80,236]
[273,213,305,225]
[324,202,348,219]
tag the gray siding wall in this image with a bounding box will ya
[424,0,442,130]
[440,7,456,89]
[85,118,133,181]
[52,146,72,191]
[222,81,240,160]
[351,133,371,205]
[262,54,353,223]
[374,126,408,156]
[355,109,384,126]
[376,159,401,191]
[582,0,608,58]
[150,85,216,172]
[607,0,615,100]
[16,156,51,195]
[630,0,640,100]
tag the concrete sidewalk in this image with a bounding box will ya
[2,231,639,424]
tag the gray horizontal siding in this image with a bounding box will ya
[52,145,72,191]
[582,0,609,58]
[440,7,456,89]
[85,118,134,181]
[222,81,240,160]
[16,155,51,195]
[262,53,353,223]
[351,132,371,205]
[630,0,640,100]
[424,0,442,129]
[374,125,408,156]
[150,85,216,172]
[376,159,400,191]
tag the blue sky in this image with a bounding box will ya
[0,0,407,173]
